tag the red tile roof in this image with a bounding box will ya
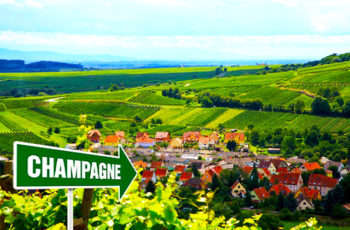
[270,173,301,185]
[302,162,322,171]
[212,165,223,175]
[276,167,289,174]
[269,184,291,196]
[142,170,153,178]
[308,174,338,188]
[180,172,192,181]
[174,165,186,173]
[243,166,253,175]
[150,161,163,169]
[262,168,271,176]
[155,168,167,177]
[253,187,270,200]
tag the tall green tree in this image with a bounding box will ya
[295,99,305,114]
[284,193,297,212]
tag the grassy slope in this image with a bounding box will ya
[1,62,350,151]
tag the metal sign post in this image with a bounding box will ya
[13,142,137,229]
[67,188,73,230]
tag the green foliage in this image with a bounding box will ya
[130,90,185,105]
[226,140,237,152]
[0,102,6,111]
[311,97,331,115]
[54,101,160,121]
[0,131,51,154]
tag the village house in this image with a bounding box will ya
[155,168,167,180]
[198,136,210,149]
[182,131,201,143]
[258,160,277,174]
[225,132,245,144]
[307,174,338,196]
[133,161,148,169]
[104,134,120,146]
[209,132,220,144]
[296,198,314,211]
[324,160,343,172]
[251,187,270,202]
[183,178,203,190]
[155,132,170,143]
[142,170,156,183]
[231,181,246,198]
[169,138,182,149]
[201,165,223,184]
[276,167,289,174]
[174,165,186,174]
[150,161,163,169]
[267,148,281,154]
[269,184,291,196]
[87,130,101,143]
[257,168,271,179]
[135,132,155,148]
[295,187,322,201]
[300,162,322,172]
[271,159,288,169]
[270,173,303,193]
[179,172,193,185]
[115,131,125,143]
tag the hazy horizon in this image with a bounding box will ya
[0,0,350,60]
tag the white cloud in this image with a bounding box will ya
[0,0,43,7]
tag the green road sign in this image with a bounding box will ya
[13,142,137,199]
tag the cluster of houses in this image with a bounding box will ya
[82,129,348,212]
[131,154,348,212]
[85,129,245,150]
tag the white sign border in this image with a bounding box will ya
[13,141,137,200]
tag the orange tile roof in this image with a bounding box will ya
[296,187,321,200]
[199,136,210,145]
[104,135,120,144]
[225,132,244,143]
[291,167,301,173]
[302,162,322,171]
[133,161,147,168]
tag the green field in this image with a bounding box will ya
[1,61,350,150]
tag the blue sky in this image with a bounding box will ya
[0,0,350,60]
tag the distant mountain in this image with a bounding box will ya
[0,59,83,72]
[0,48,132,63]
